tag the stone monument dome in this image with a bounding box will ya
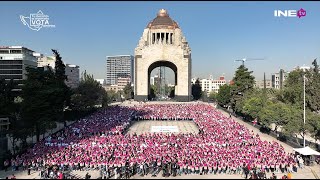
[146,9,179,29]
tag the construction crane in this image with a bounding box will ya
[235,58,265,66]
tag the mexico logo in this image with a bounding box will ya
[20,10,55,31]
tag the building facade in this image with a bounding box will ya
[201,76,226,94]
[95,79,106,86]
[117,77,130,90]
[106,55,134,85]
[271,69,289,89]
[104,85,120,92]
[65,64,80,89]
[255,79,272,89]
[0,46,38,83]
[37,55,56,69]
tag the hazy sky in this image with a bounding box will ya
[1,1,319,82]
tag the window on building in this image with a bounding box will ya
[0,50,9,54]
[10,50,22,54]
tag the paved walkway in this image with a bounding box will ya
[127,120,199,135]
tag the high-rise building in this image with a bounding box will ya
[271,69,289,89]
[106,55,134,85]
[65,64,80,89]
[0,46,38,81]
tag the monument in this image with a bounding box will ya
[134,9,192,101]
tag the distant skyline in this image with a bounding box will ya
[0,1,319,82]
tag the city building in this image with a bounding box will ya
[104,85,120,92]
[36,54,80,89]
[255,79,272,89]
[0,46,38,84]
[294,65,311,71]
[201,75,227,94]
[271,69,289,89]
[106,55,134,85]
[117,77,130,90]
[65,64,80,89]
[37,54,56,69]
[95,79,106,86]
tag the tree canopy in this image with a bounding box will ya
[192,79,202,100]
[216,84,231,107]
[70,71,105,110]
[230,65,255,111]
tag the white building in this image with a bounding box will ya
[36,55,56,69]
[271,69,289,89]
[201,76,226,94]
[95,79,106,86]
[294,65,311,71]
[0,46,38,81]
[65,64,80,89]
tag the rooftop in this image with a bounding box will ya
[146,9,179,29]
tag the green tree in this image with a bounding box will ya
[21,67,58,142]
[70,71,105,110]
[278,69,304,106]
[216,84,231,107]
[201,91,208,101]
[105,90,118,103]
[242,95,264,119]
[230,65,255,112]
[305,111,320,145]
[208,91,217,101]
[0,79,24,155]
[0,79,16,117]
[169,88,175,98]
[123,83,133,99]
[259,101,292,132]
[192,79,202,100]
[150,85,158,96]
[150,86,156,100]
[306,59,320,112]
[51,49,71,122]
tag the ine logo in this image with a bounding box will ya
[20,10,55,31]
[274,8,306,18]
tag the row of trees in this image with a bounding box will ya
[0,50,133,156]
[216,61,320,144]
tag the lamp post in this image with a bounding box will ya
[303,73,306,147]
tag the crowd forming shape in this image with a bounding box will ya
[9,104,299,177]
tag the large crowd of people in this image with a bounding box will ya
[4,103,302,179]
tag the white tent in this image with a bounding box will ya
[293,146,320,156]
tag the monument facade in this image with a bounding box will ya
[134,9,192,101]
